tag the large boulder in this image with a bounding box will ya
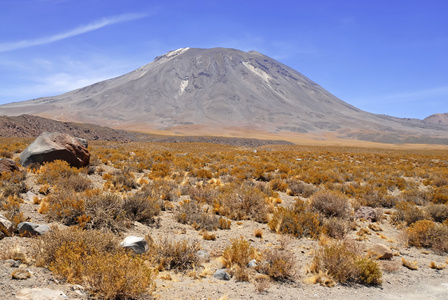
[0,158,20,173]
[121,236,149,254]
[355,206,377,222]
[369,243,393,260]
[17,222,50,237]
[19,132,89,168]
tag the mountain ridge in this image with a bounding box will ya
[0,47,447,144]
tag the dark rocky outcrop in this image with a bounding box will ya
[19,132,90,168]
[0,158,20,173]
[17,222,50,237]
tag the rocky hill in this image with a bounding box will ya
[0,114,293,146]
[424,113,448,126]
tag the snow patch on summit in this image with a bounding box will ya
[155,48,190,64]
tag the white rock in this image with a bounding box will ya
[121,236,149,254]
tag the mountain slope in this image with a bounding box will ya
[1,47,447,144]
[424,113,448,126]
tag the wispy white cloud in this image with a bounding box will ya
[383,86,448,102]
[0,13,146,53]
[0,54,141,104]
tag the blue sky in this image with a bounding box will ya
[1,0,447,119]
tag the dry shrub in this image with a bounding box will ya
[0,170,27,200]
[322,217,349,239]
[215,184,270,223]
[310,190,351,219]
[55,174,92,192]
[401,257,418,270]
[257,248,296,280]
[253,274,271,293]
[39,227,155,299]
[34,226,119,267]
[269,178,288,192]
[286,179,317,197]
[83,190,126,232]
[305,271,336,287]
[392,201,426,226]
[310,240,382,285]
[201,230,216,240]
[268,206,322,239]
[425,204,448,223]
[219,217,232,229]
[380,260,400,273]
[2,195,25,228]
[400,189,430,206]
[194,168,213,179]
[37,160,80,185]
[147,237,200,271]
[108,169,139,191]
[122,193,161,225]
[234,265,251,282]
[222,237,257,269]
[140,178,180,201]
[44,189,86,226]
[355,258,383,285]
[149,162,171,178]
[176,199,220,231]
[254,229,263,238]
[429,261,446,270]
[405,220,448,252]
[188,184,217,203]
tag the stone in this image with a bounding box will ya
[11,269,31,280]
[26,191,37,203]
[17,222,50,237]
[0,214,14,238]
[369,243,393,260]
[19,132,90,168]
[355,206,377,222]
[196,250,210,262]
[214,269,230,280]
[16,288,68,300]
[121,236,149,254]
[0,158,20,173]
[247,259,257,268]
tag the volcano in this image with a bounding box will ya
[1,47,447,144]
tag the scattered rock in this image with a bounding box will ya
[11,269,31,280]
[16,288,69,300]
[196,250,210,262]
[248,259,257,268]
[369,243,393,260]
[19,132,90,168]
[355,206,377,222]
[0,157,20,173]
[214,269,230,280]
[17,222,50,237]
[121,236,149,254]
[0,214,14,238]
[26,191,37,203]
[8,259,21,268]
